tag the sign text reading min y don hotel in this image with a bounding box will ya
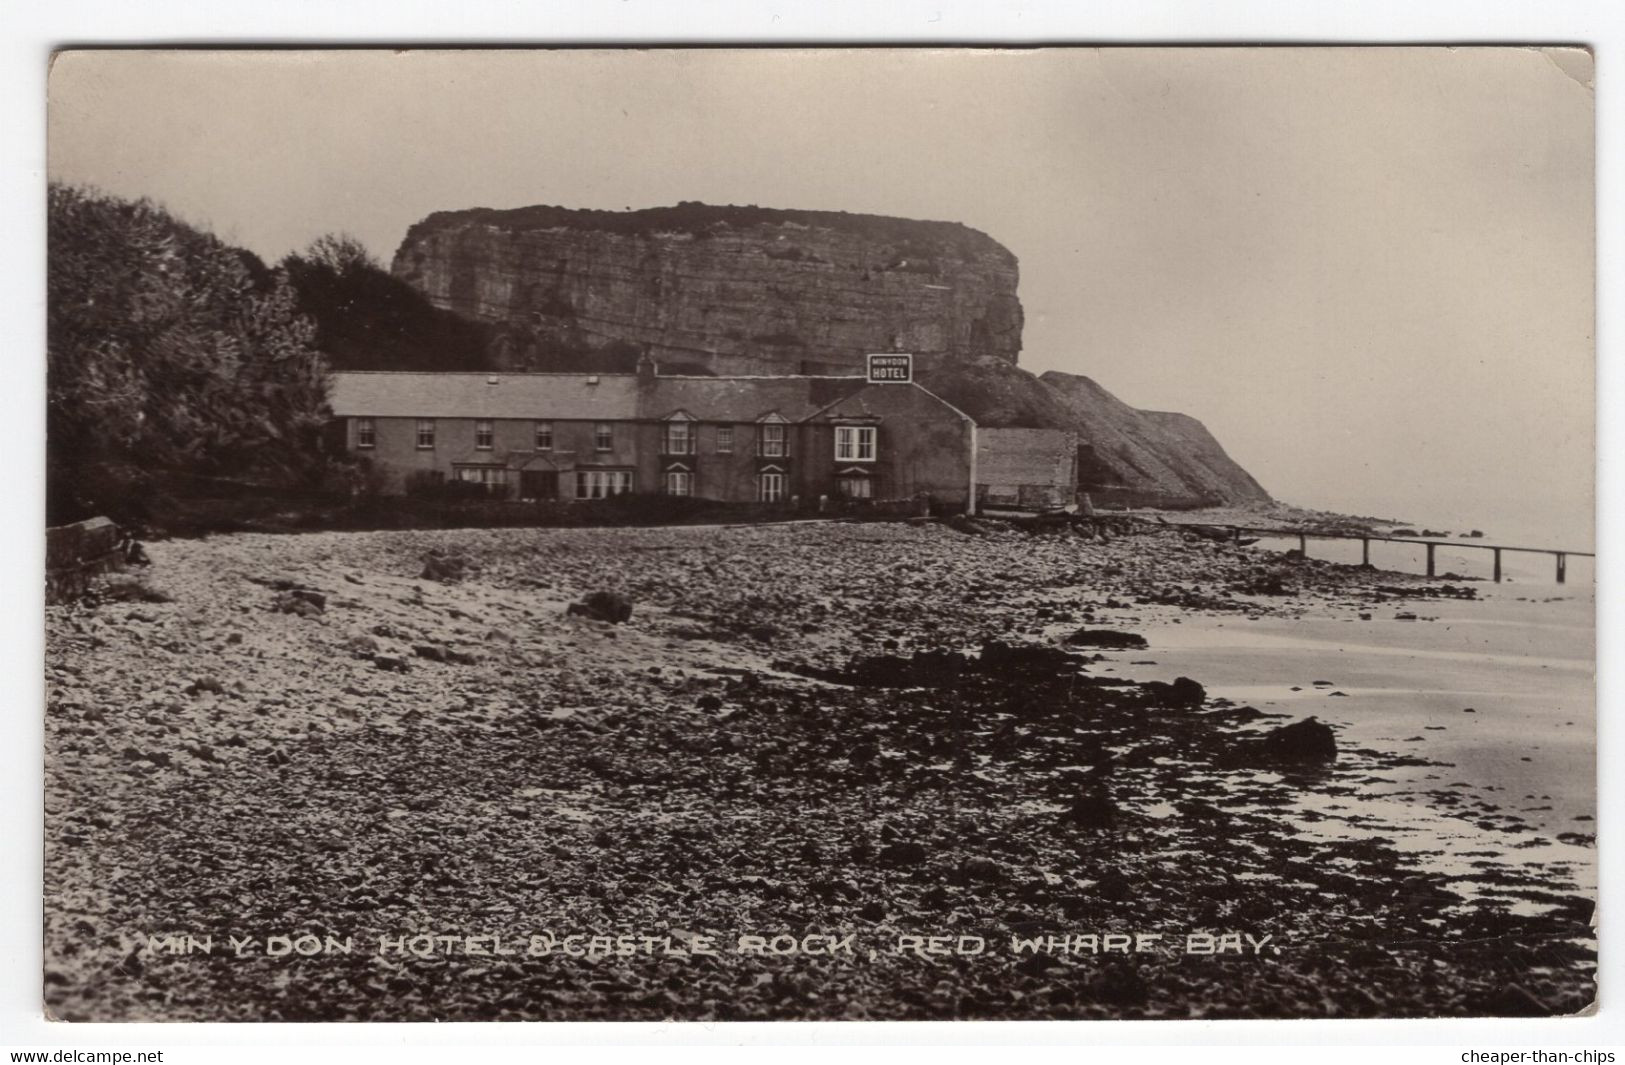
[867,353,913,383]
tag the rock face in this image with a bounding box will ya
[390,202,1270,507]
[392,203,1023,375]
[907,357,1270,506]
[1041,371,1271,506]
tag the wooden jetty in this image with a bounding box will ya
[1161,522,1593,584]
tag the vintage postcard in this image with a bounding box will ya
[42,47,1595,1021]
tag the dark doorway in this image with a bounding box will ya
[520,470,559,501]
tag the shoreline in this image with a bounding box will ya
[44,518,1597,1019]
[1116,504,1596,590]
[1104,586,1596,899]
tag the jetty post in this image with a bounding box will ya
[1158,520,1591,586]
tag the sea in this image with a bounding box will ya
[1277,495,1597,588]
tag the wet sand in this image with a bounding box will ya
[1101,579,1597,906]
[46,522,1596,1018]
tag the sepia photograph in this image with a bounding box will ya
[40,46,1596,1023]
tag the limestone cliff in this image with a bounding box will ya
[390,202,1270,507]
[392,203,1023,375]
[907,356,1270,506]
[1040,371,1272,506]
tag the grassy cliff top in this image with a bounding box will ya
[402,202,1015,263]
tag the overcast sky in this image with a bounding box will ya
[47,48,1594,539]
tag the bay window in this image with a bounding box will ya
[454,466,508,495]
[836,475,874,499]
[663,420,694,455]
[835,425,876,462]
[575,470,633,499]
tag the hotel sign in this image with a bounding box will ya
[867,353,913,383]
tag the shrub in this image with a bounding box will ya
[48,183,330,525]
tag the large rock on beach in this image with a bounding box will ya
[1064,629,1148,650]
[976,639,1085,678]
[1257,717,1338,763]
[568,591,634,624]
[1140,676,1206,709]
[420,551,471,582]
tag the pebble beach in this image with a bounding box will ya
[43,518,1597,1021]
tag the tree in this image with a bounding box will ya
[281,234,497,373]
[302,232,380,276]
[47,183,331,523]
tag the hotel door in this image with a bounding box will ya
[520,470,558,501]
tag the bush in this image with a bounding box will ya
[48,184,330,524]
[404,471,447,498]
[404,473,493,503]
[282,234,497,373]
[350,457,390,499]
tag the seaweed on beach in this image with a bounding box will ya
[43,521,1595,1020]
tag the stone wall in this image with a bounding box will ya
[46,516,123,602]
[976,427,1079,510]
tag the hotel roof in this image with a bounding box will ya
[641,375,868,423]
[327,370,874,423]
[328,372,640,420]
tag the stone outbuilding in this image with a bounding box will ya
[974,427,1080,511]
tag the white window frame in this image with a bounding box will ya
[835,425,876,462]
[664,470,694,497]
[534,421,553,451]
[574,470,634,499]
[355,417,375,449]
[475,419,494,450]
[760,423,787,458]
[663,419,693,455]
[716,426,734,454]
[594,423,614,452]
[757,471,786,503]
[837,474,874,500]
[455,465,508,487]
[416,419,436,450]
